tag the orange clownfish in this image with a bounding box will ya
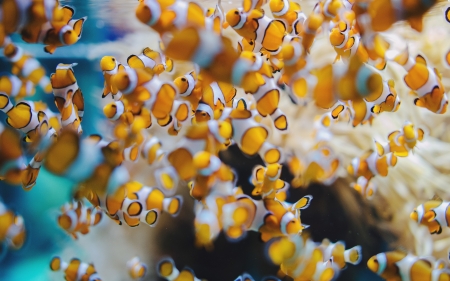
[51,63,84,120]
[164,27,261,89]
[194,81,236,123]
[140,136,165,165]
[0,0,64,43]
[226,8,286,54]
[21,6,87,54]
[50,256,101,281]
[391,49,448,114]
[367,251,450,281]
[174,71,203,114]
[118,181,183,227]
[375,122,424,157]
[0,124,26,185]
[369,79,401,114]
[351,176,377,200]
[318,238,362,269]
[157,257,203,281]
[0,74,35,101]
[410,196,446,234]
[57,201,102,239]
[347,150,397,180]
[269,0,303,34]
[99,56,129,100]
[0,199,26,250]
[3,43,52,93]
[313,0,344,21]
[221,107,283,164]
[251,163,288,199]
[299,12,324,53]
[59,90,83,134]
[127,257,147,280]
[127,47,174,75]
[353,0,437,33]
[135,0,215,35]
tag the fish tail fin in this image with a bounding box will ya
[270,108,288,132]
[344,245,362,265]
[162,195,183,216]
[155,166,179,195]
[139,209,159,227]
[50,256,67,271]
[374,140,389,156]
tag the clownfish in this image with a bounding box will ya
[3,43,52,93]
[267,236,339,281]
[0,124,26,185]
[50,256,101,281]
[0,199,26,250]
[390,49,448,114]
[241,0,268,13]
[99,56,129,100]
[353,0,437,33]
[313,0,344,21]
[0,0,64,43]
[251,163,288,199]
[51,63,84,120]
[135,0,216,35]
[410,196,446,234]
[59,90,83,134]
[347,150,397,180]
[194,81,236,123]
[190,151,235,200]
[318,239,362,269]
[21,6,86,54]
[269,0,304,34]
[174,71,203,113]
[44,129,129,196]
[375,122,424,157]
[157,257,203,281]
[57,201,102,239]
[140,136,165,165]
[299,12,324,52]
[205,2,225,34]
[127,47,174,75]
[164,27,262,90]
[127,257,147,280]
[301,143,341,186]
[367,251,450,281]
[118,181,183,227]
[0,74,35,101]
[351,176,377,200]
[370,79,401,114]
[220,107,283,164]
[225,8,286,54]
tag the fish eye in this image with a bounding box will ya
[112,58,115,61]
[181,78,186,82]
[234,11,239,15]
[249,41,253,45]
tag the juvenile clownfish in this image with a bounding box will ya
[318,238,362,269]
[99,56,129,100]
[241,0,268,13]
[57,201,102,239]
[226,8,286,54]
[140,136,165,165]
[239,51,288,132]
[347,150,397,180]
[127,47,174,75]
[0,0,64,43]
[250,163,288,199]
[353,0,438,33]
[367,251,450,281]
[0,124,26,185]
[269,0,303,34]
[351,176,377,200]
[390,49,448,114]
[0,199,26,250]
[50,256,101,281]
[117,181,183,227]
[410,196,446,234]
[220,107,283,164]
[375,122,424,157]
[44,129,129,196]
[369,79,401,114]
[3,43,52,93]
[190,151,235,200]
[21,6,87,54]
[59,90,83,134]
[135,0,214,35]
[205,3,225,34]
[299,12,324,53]
[174,71,203,114]
[157,257,203,281]
[313,0,344,21]
[163,27,262,90]
[194,81,236,123]
[0,74,35,101]
[51,63,84,120]
[127,257,147,280]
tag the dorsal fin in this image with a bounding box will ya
[415,55,427,66]
[432,194,443,202]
